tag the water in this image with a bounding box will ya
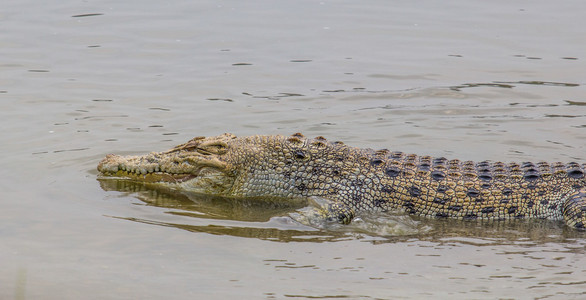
[2,0,586,299]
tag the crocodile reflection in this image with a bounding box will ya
[98,179,352,242]
[98,179,584,243]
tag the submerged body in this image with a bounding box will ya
[97,133,586,229]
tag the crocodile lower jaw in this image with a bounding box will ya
[102,170,197,184]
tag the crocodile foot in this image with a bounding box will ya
[290,197,355,227]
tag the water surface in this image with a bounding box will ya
[2,0,586,299]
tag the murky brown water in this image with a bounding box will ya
[2,0,586,299]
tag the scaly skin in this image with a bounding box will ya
[97,133,586,229]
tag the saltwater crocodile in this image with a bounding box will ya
[97,133,586,229]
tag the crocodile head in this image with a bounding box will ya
[97,133,240,195]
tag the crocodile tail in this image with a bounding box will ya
[562,187,586,229]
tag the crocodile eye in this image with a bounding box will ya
[198,141,229,155]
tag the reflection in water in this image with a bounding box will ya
[100,179,352,242]
[450,81,579,91]
[449,82,515,91]
[318,80,579,98]
[496,80,580,87]
[110,216,351,243]
[414,217,586,245]
[99,179,585,243]
[99,178,304,222]
[566,100,586,106]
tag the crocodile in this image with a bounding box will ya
[97,133,586,229]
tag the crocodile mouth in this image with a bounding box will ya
[102,170,198,184]
[97,152,234,194]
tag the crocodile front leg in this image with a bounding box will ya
[291,197,355,227]
[322,202,355,225]
[563,187,586,229]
